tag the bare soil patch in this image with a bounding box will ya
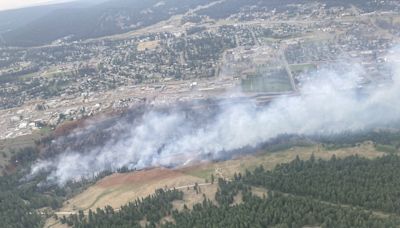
[137,40,159,51]
[97,168,181,188]
[61,168,204,212]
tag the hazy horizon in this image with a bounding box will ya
[0,0,74,11]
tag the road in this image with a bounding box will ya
[279,47,298,92]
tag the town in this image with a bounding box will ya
[0,1,399,139]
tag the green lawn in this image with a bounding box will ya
[241,74,292,93]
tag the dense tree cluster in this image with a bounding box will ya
[243,154,400,214]
[0,147,77,228]
[167,190,397,228]
[215,178,248,206]
[164,173,400,227]
[196,0,392,20]
[0,191,43,228]
[0,168,56,228]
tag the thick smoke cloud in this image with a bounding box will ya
[31,47,400,186]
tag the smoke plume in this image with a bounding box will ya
[31,47,400,186]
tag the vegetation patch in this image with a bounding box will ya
[61,154,400,227]
[137,40,159,51]
[241,68,292,93]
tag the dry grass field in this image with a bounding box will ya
[57,142,384,213]
[61,168,204,212]
[137,40,159,51]
[180,142,382,180]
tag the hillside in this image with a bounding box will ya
[56,142,383,214]
[0,0,103,34]
[1,0,398,47]
[56,149,400,227]
[0,0,214,46]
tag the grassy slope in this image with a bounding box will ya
[0,127,51,175]
[59,142,384,213]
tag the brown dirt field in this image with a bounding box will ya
[61,167,204,212]
[232,191,243,205]
[97,168,181,188]
[137,40,159,51]
[252,186,269,198]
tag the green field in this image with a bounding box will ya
[241,68,292,93]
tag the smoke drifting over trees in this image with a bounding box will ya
[31,47,400,186]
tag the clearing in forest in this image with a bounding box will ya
[60,142,384,214]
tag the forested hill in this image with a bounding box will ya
[0,0,213,47]
[61,154,400,227]
[0,0,396,47]
[2,132,400,227]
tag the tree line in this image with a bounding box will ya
[243,154,400,214]
[62,154,400,227]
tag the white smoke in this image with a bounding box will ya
[31,47,400,186]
